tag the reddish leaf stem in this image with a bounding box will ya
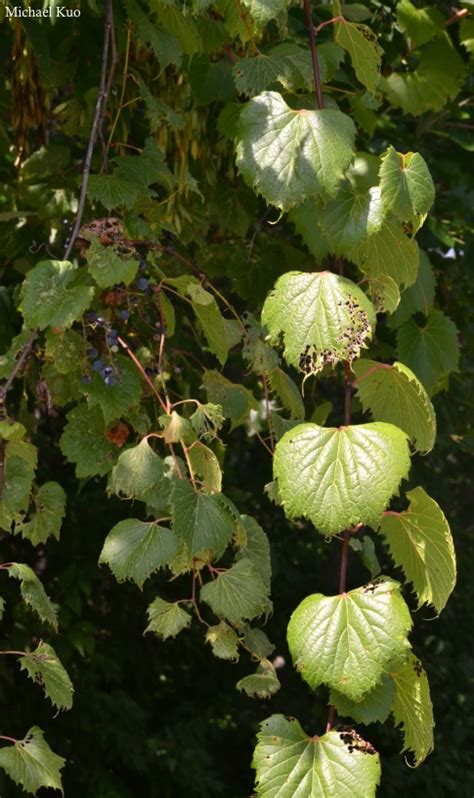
[303,0,324,109]
[0,735,17,745]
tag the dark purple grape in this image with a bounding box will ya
[119,310,129,320]
[81,374,92,384]
[104,375,116,386]
[145,367,154,377]
[130,296,138,306]
[139,258,147,271]
[136,277,149,291]
[85,311,98,322]
[103,366,113,376]
[96,316,105,326]
[87,347,98,359]
[93,359,105,371]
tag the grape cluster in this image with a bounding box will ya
[81,312,121,387]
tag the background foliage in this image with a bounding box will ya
[0,0,473,795]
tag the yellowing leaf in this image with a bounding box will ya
[274,422,411,537]
[379,486,456,614]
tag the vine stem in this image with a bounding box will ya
[116,335,168,414]
[303,0,324,110]
[0,650,27,657]
[64,0,114,260]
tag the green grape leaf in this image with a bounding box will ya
[269,367,304,419]
[16,482,67,545]
[151,2,201,55]
[236,661,280,699]
[335,19,383,93]
[389,250,435,328]
[19,260,94,330]
[460,18,474,55]
[379,146,435,230]
[125,0,181,69]
[262,271,376,375]
[383,34,465,116]
[99,519,177,588]
[397,309,460,394]
[86,172,144,210]
[84,236,139,289]
[274,422,411,536]
[396,0,444,48]
[236,91,356,211]
[19,641,74,712]
[83,355,142,425]
[0,331,35,379]
[317,184,385,255]
[59,404,116,478]
[187,283,229,365]
[108,438,169,511]
[366,274,400,315]
[353,359,436,454]
[287,577,412,700]
[0,596,5,620]
[205,620,240,661]
[0,727,65,795]
[391,653,434,765]
[349,217,419,288]
[379,486,456,614]
[44,329,83,374]
[0,455,35,531]
[236,515,272,590]
[187,441,222,493]
[7,563,58,629]
[145,596,192,639]
[202,370,258,430]
[253,715,381,798]
[330,675,395,725]
[243,0,290,28]
[200,558,271,623]
[233,44,322,96]
[172,480,235,557]
[350,534,382,579]
[242,625,275,659]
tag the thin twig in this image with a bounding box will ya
[104,20,132,163]
[117,335,168,413]
[64,0,113,260]
[99,0,118,172]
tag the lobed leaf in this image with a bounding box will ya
[0,727,65,795]
[335,19,383,94]
[200,558,271,624]
[287,577,412,701]
[7,563,58,630]
[19,641,74,712]
[353,359,436,453]
[391,653,434,766]
[379,486,456,614]
[236,91,356,211]
[172,480,235,557]
[99,519,177,588]
[262,271,376,375]
[252,715,381,798]
[274,422,411,537]
[19,260,94,331]
[145,597,192,639]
